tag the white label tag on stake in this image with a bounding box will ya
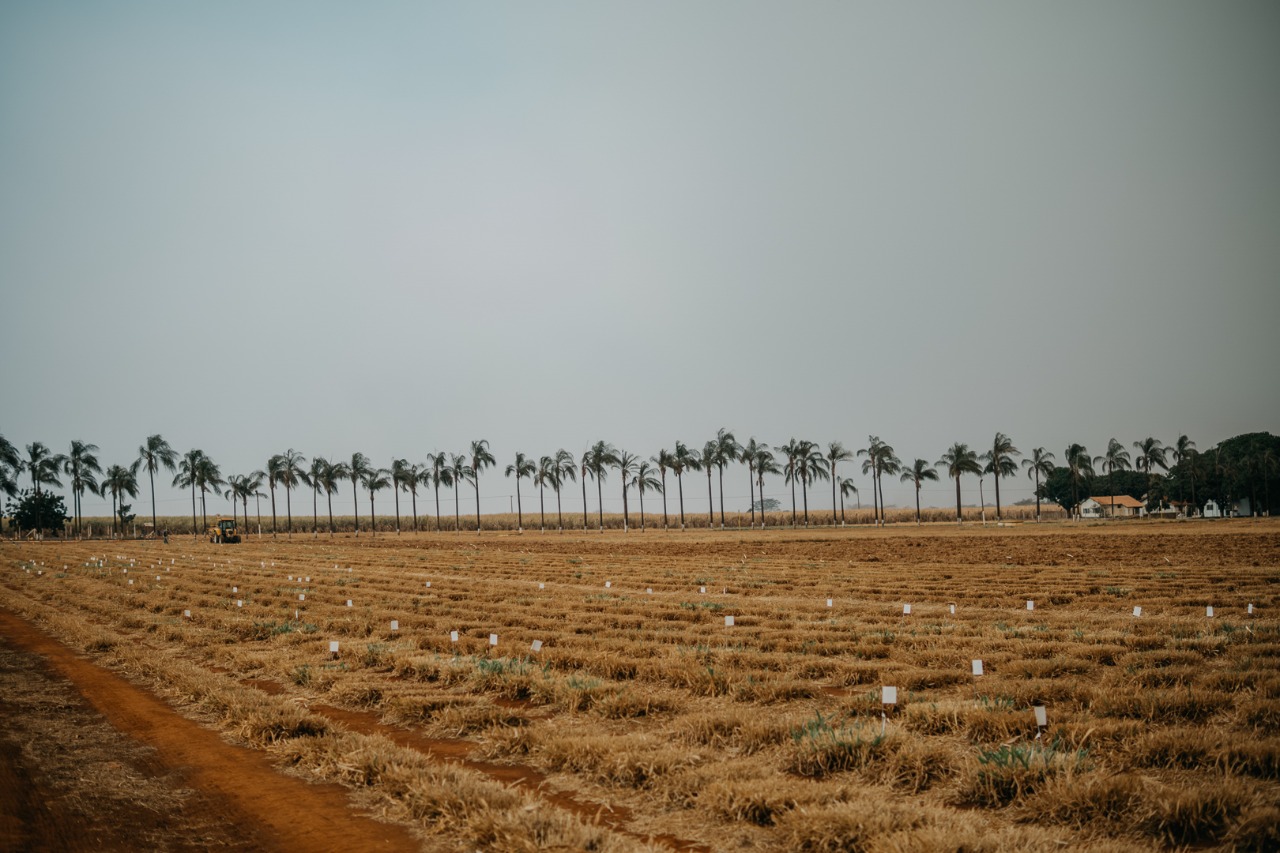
[1133,606,1142,617]
[700,586,706,594]
[299,594,305,601]
[1027,600,1035,610]
[1034,705,1048,727]
[450,630,459,643]
[605,581,611,588]
[882,686,897,705]
[390,620,398,631]
[538,583,545,589]
[1206,606,1214,618]
[489,633,498,646]
[971,660,984,676]
[329,641,339,653]
[531,639,543,652]
[236,600,243,607]
[1248,603,1254,614]
[826,598,833,608]
[425,581,431,588]
[724,615,734,627]
[949,604,956,615]
[903,604,911,615]
[183,609,191,618]
[346,600,353,607]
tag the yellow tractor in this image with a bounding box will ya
[208,516,242,543]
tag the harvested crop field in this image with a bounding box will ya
[2,520,1278,852]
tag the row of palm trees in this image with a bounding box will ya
[0,429,1199,536]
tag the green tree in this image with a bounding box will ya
[0,434,21,501]
[24,441,65,495]
[271,449,307,536]
[347,452,372,534]
[390,458,413,533]
[695,440,717,528]
[316,459,345,535]
[754,447,780,528]
[450,453,472,532]
[225,474,248,534]
[712,428,739,529]
[136,434,178,541]
[64,440,102,537]
[406,463,424,532]
[585,441,619,532]
[504,451,535,532]
[173,449,205,536]
[826,441,853,527]
[739,439,768,529]
[900,459,939,524]
[938,443,982,522]
[1132,437,1168,510]
[469,439,496,533]
[631,459,662,531]
[307,457,331,535]
[6,489,70,536]
[425,452,453,531]
[362,466,391,535]
[553,449,576,533]
[1021,447,1056,521]
[535,455,554,532]
[858,437,898,525]
[799,440,829,526]
[778,438,802,527]
[980,432,1020,521]
[838,476,858,523]
[671,441,696,530]
[194,454,224,531]
[1096,438,1131,517]
[653,448,675,529]
[615,450,641,531]
[1064,443,1093,516]
[103,462,140,538]
[1169,434,1197,509]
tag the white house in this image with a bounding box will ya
[1078,495,1146,519]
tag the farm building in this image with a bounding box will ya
[1078,495,1146,518]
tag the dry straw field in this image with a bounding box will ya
[2,519,1278,851]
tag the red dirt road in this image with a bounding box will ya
[0,608,422,853]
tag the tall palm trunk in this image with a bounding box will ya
[758,473,767,528]
[801,475,810,526]
[660,471,669,529]
[312,484,319,536]
[705,470,713,527]
[515,480,523,531]
[474,478,481,533]
[596,476,604,532]
[394,485,401,533]
[433,482,441,531]
[555,486,564,532]
[538,481,545,532]
[148,468,157,538]
[621,477,629,532]
[453,485,461,532]
[994,472,1002,521]
[677,472,685,530]
[200,486,208,531]
[639,487,645,530]
[285,486,292,537]
[915,486,922,525]
[790,475,797,527]
[717,466,725,528]
[269,484,278,538]
[581,475,588,531]
[351,476,360,535]
[369,491,377,537]
[326,491,334,535]
[748,465,756,528]
[954,476,962,522]
[190,481,197,538]
[411,489,418,532]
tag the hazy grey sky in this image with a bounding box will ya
[3,1,1277,517]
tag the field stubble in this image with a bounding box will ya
[2,519,1278,851]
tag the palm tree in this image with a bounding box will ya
[1021,447,1056,521]
[24,442,65,495]
[224,474,246,532]
[101,462,140,538]
[505,451,535,532]
[1133,437,1167,511]
[1097,438,1131,518]
[0,434,20,500]
[317,459,345,534]
[672,441,695,530]
[246,469,267,536]
[173,449,204,536]
[193,454,224,531]
[390,458,413,533]
[653,448,675,529]
[406,463,425,532]
[799,440,829,526]
[64,440,102,537]
[347,452,372,534]
[980,433,1020,522]
[425,452,453,531]
[900,459,939,524]
[469,439,496,533]
[136,435,178,539]
[631,459,662,531]
[778,438,802,527]
[579,449,591,531]
[838,477,858,524]
[1169,435,1197,511]
[362,466,391,535]
[826,441,853,526]
[712,428,738,529]
[695,440,717,528]
[755,448,780,528]
[535,455,555,532]
[938,443,982,523]
[1064,443,1093,518]
[273,449,307,536]
[858,437,896,525]
[585,441,619,531]
[615,450,640,531]
[306,457,331,535]
[552,449,576,532]
[449,454,472,532]
[739,439,767,528]
[265,454,283,537]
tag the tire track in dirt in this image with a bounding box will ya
[0,608,421,853]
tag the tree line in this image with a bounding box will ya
[2,429,1275,537]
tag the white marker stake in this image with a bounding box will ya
[1027,600,1035,611]
[1033,705,1048,740]
[531,639,543,652]
[299,594,305,601]
[646,588,653,595]
[156,576,161,581]
[450,630,459,643]
[1206,606,1214,618]
[305,576,310,583]
[183,609,191,618]
[425,581,431,588]
[538,583,545,590]
[1133,606,1142,617]
[903,604,911,616]
[971,660,984,676]
[390,620,398,632]
[605,581,611,588]
[233,586,238,593]
[236,600,243,608]
[489,633,498,647]
[289,576,294,581]
[329,641,340,654]
[881,686,897,735]
[724,615,735,627]
[949,604,956,615]
[699,586,706,594]
[128,579,134,585]
[1248,603,1254,615]
[826,598,833,608]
